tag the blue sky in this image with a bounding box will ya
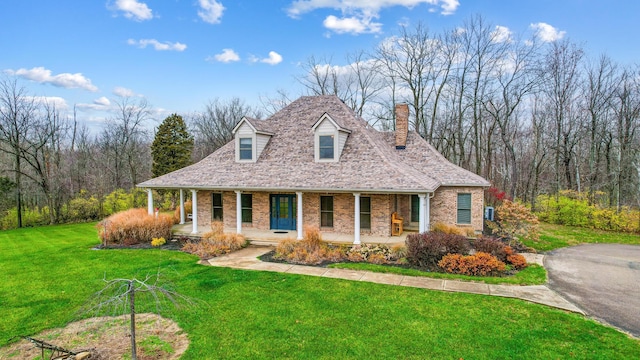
[1,0,638,130]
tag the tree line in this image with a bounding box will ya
[0,14,638,228]
[294,15,640,211]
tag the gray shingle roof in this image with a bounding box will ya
[138,95,490,193]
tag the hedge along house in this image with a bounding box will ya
[138,95,490,244]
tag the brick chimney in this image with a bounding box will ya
[395,103,408,150]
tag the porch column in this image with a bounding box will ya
[179,189,185,225]
[425,193,431,232]
[296,192,303,240]
[191,189,198,234]
[418,194,426,233]
[353,193,361,244]
[235,190,242,234]
[146,189,153,215]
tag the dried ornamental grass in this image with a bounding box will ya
[97,208,173,245]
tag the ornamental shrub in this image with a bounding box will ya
[507,253,528,270]
[97,208,173,245]
[487,199,539,243]
[405,232,470,269]
[438,252,506,276]
[182,228,246,259]
[67,191,100,221]
[346,243,397,263]
[474,236,508,262]
[272,227,342,265]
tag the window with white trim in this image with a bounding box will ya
[457,193,472,224]
[239,138,252,160]
[318,135,335,160]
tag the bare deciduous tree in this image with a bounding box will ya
[190,97,262,161]
[81,273,196,360]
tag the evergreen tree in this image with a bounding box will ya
[151,114,194,178]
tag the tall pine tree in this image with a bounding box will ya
[151,114,194,178]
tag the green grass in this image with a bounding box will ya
[1,223,639,359]
[526,223,640,252]
[328,262,547,285]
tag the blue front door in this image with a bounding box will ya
[270,194,296,230]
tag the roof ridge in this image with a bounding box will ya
[354,116,437,191]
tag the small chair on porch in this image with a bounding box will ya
[391,212,403,236]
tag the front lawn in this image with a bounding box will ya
[526,223,640,252]
[0,223,639,359]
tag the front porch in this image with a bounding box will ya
[172,223,412,246]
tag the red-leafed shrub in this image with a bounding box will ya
[474,236,508,262]
[406,232,470,269]
[438,252,506,276]
[97,208,173,245]
[486,187,510,206]
[507,253,528,270]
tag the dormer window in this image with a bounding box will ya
[232,117,274,163]
[312,113,351,163]
[239,138,252,160]
[319,135,335,159]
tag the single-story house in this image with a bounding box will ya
[137,95,490,243]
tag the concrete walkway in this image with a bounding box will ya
[205,246,583,314]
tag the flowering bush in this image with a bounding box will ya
[151,237,166,247]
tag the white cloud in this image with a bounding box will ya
[94,96,111,106]
[127,39,187,51]
[26,96,69,110]
[287,0,459,34]
[261,51,283,65]
[439,0,459,15]
[209,48,240,63]
[76,97,112,111]
[530,22,566,42]
[5,66,98,92]
[491,25,512,43]
[198,0,225,24]
[113,87,138,97]
[112,0,153,21]
[251,52,283,65]
[323,15,382,34]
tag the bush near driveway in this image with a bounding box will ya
[405,232,470,270]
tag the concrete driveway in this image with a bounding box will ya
[545,244,640,338]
